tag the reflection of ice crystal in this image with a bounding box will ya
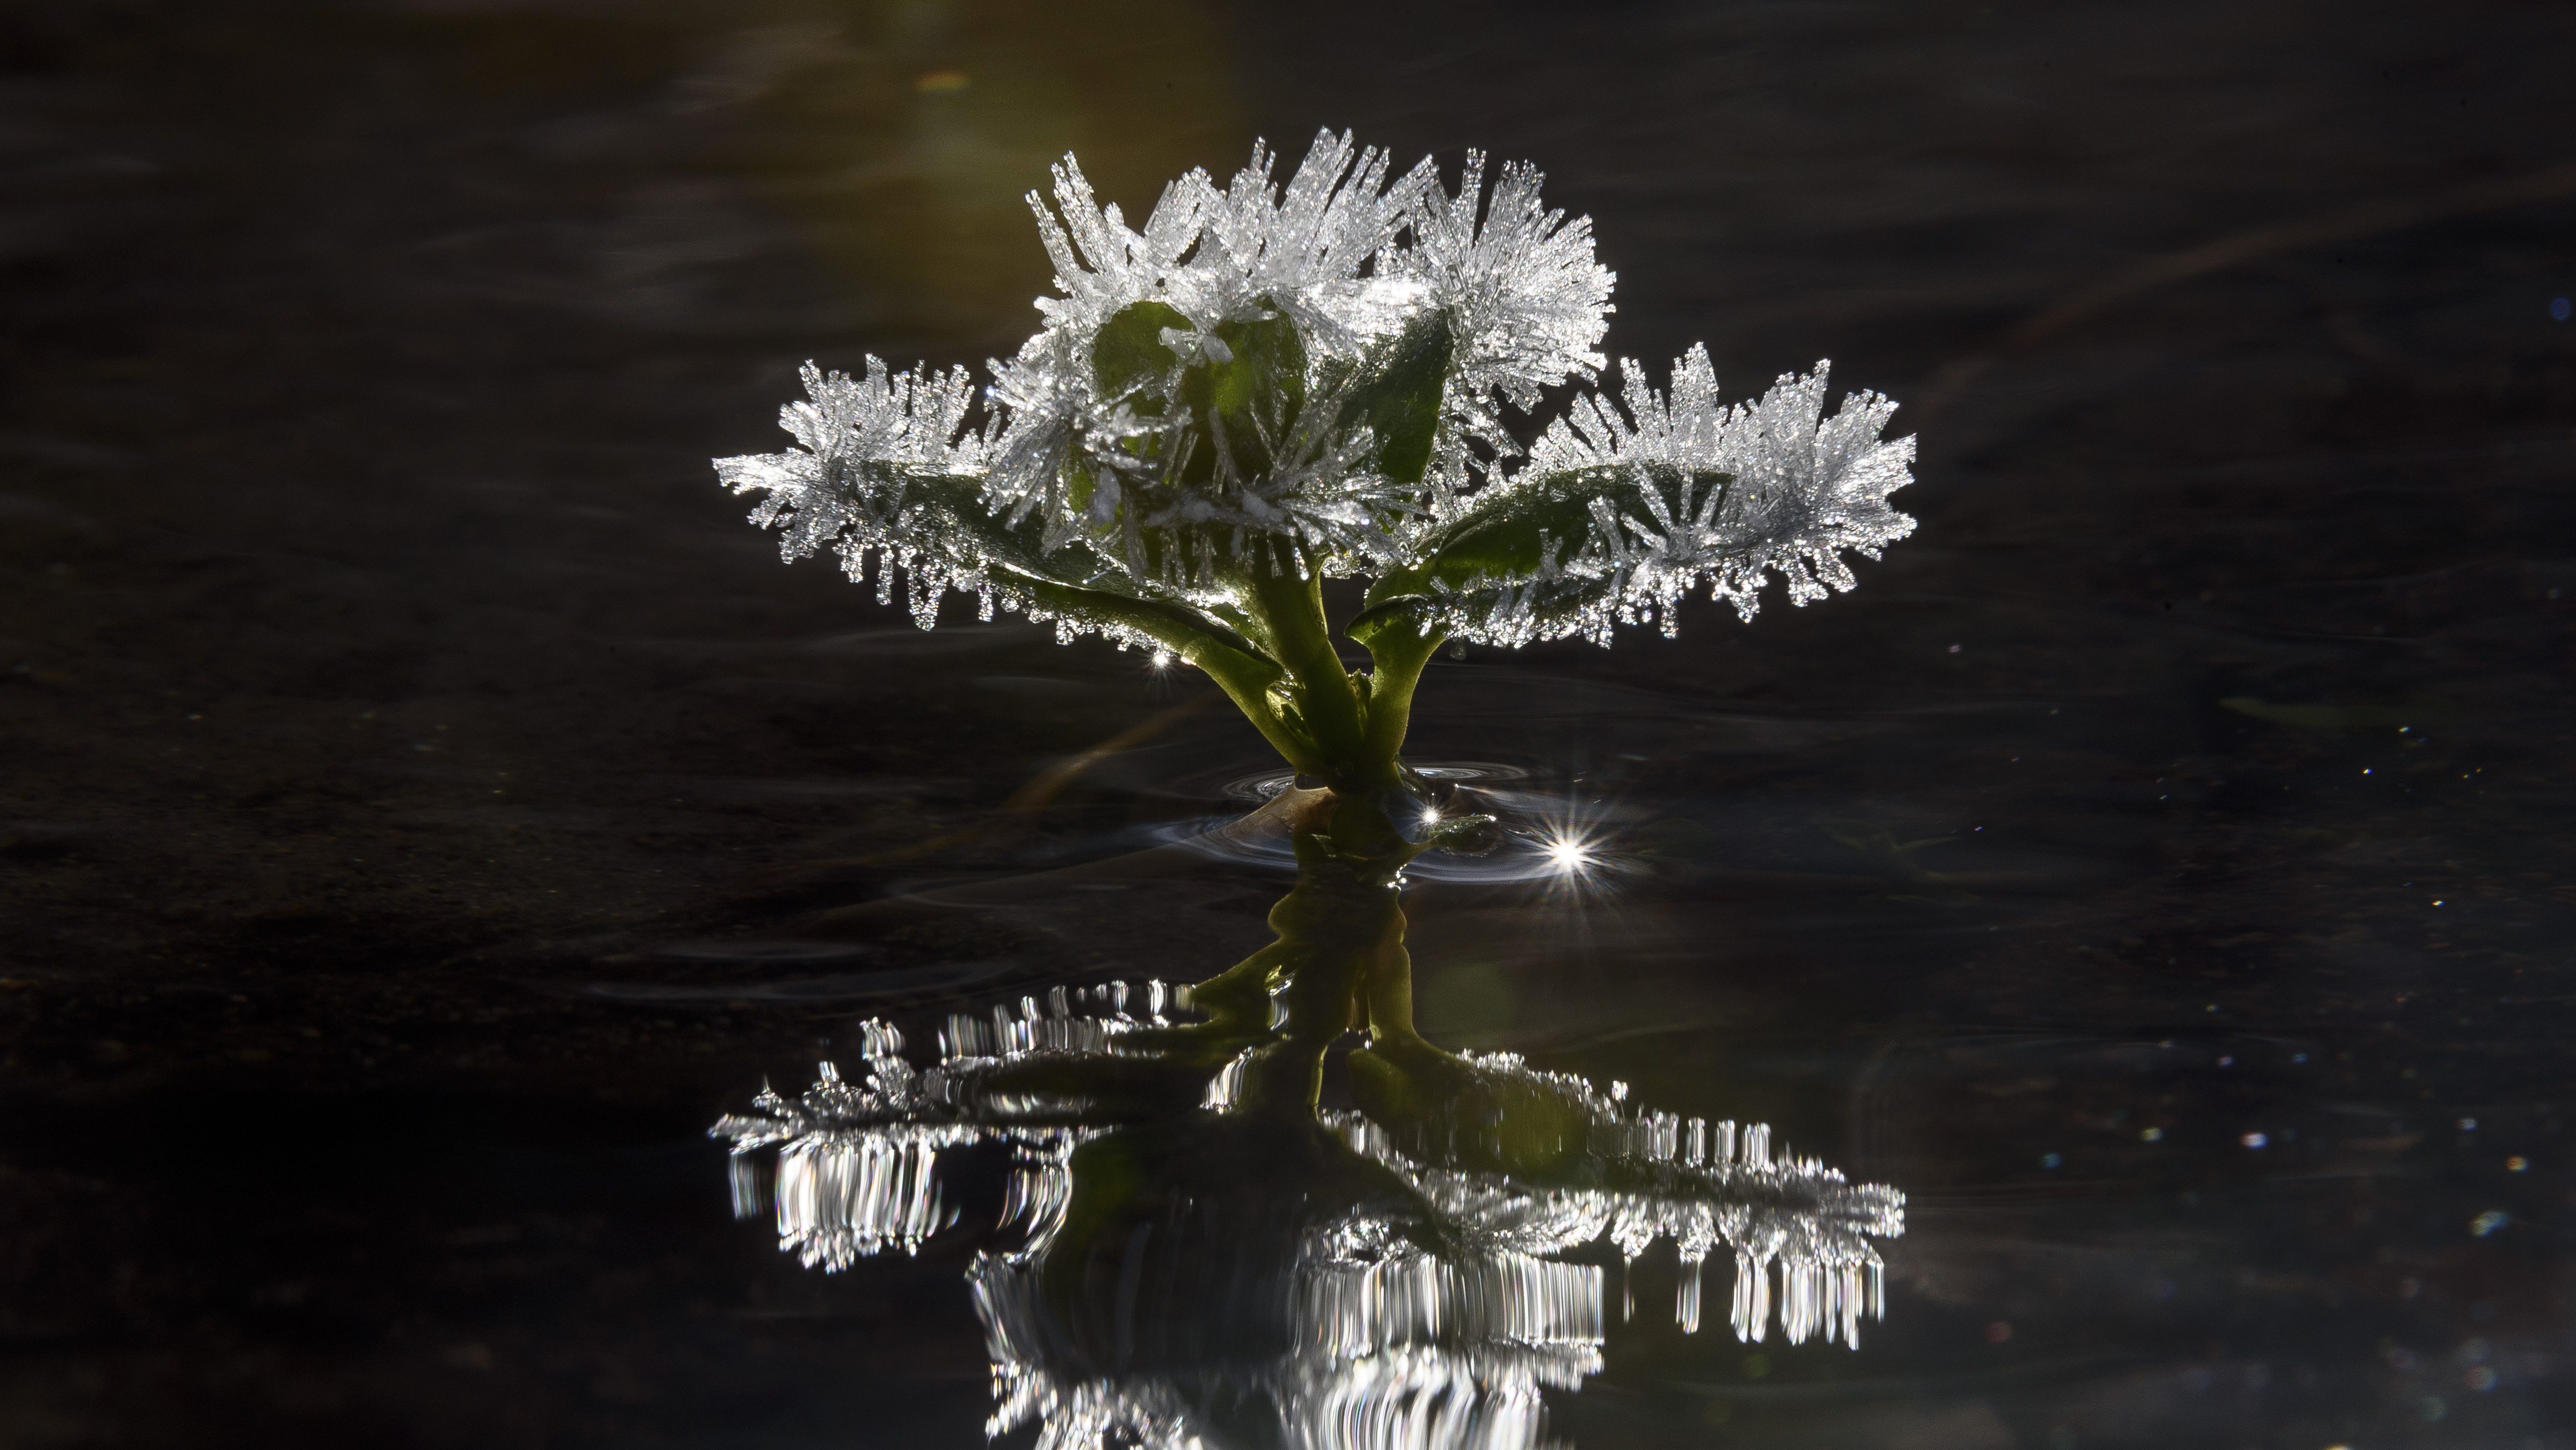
[709,988,1177,1269]
[1332,1048,1903,1348]
[713,997,1902,1449]
[974,1247,1599,1450]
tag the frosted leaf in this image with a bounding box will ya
[713,357,982,561]
[1116,406,1416,583]
[712,360,1166,650]
[982,157,1210,542]
[1391,152,1614,515]
[1415,346,1916,648]
[974,134,1439,595]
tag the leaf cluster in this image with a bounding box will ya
[713,131,1916,782]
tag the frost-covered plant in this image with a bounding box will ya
[716,130,1916,793]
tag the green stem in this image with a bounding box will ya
[1355,621,1446,786]
[1022,577,1327,776]
[1241,556,1372,782]
[1019,544,1439,789]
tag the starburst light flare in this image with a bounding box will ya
[1543,835,1595,875]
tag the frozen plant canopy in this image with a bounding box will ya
[716,131,1916,789]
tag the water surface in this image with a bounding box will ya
[3,1,2573,1446]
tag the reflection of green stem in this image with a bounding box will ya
[1186,801,1497,1121]
[1216,830,1402,1112]
[978,794,1496,1127]
[965,796,1572,1198]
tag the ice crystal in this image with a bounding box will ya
[1025,158,1208,351]
[715,130,1912,660]
[1418,347,1918,648]
[1391,151,1615,516]
[1180,132,1430,358]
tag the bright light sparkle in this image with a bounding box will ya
[1544,837,1595,873]
[1149,650,1175,671]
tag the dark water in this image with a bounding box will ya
[6,1,2576,1446]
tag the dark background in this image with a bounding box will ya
[2,0,2573,1446]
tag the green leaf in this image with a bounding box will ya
[1327,311,1451,486]
[844,466,1276,668]
[1084,297,1312,512]
[1022,576,1269,662]
[1076,300,1192,517]
[1090,299,1188,405]
[888,470,1093,583]
[1180,305,1307,484]
[1345,592,1435,639]
[1361,461,1731,636]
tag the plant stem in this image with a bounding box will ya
[1042,544,1443,789]
[1355,622,1446,786]
[1024,577,1326,776]
[1242,558,1372,783]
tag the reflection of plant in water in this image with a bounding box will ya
[714,130,1915,801]
[713,838,1903,1450]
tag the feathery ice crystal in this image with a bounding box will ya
[715,130,1915,788]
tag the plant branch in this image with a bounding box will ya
[1019,577,1326,775]
[1354,618,1446,785]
